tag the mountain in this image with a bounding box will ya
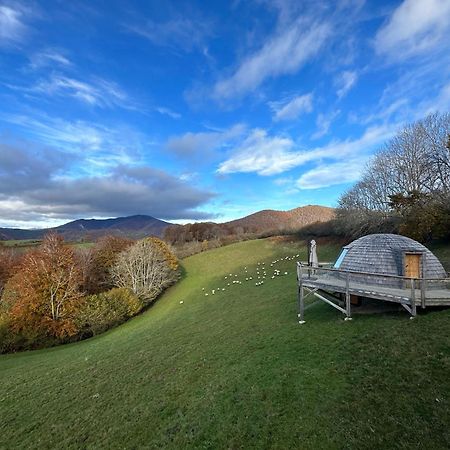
[0,215,173,241]
[224,205,335,233]
[0,205,335,242]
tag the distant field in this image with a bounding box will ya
[1,239,94,250]
[1,238,450,448]
[1,239,42,248]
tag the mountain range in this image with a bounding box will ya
[0,205,334,241]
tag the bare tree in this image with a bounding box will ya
[111,238,178,303]
[337,112,450,239]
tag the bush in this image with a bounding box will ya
[75,288,142,336]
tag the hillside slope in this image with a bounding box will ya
[225,204,334,233]
[1,239,450,449]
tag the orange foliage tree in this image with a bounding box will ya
[3,234,83,339]
[0,249,21,296]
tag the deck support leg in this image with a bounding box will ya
[297,264,305,324]
[410,279,417,319]
[344,273,352,321]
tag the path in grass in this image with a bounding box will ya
[1,238,450,449]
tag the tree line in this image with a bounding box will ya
[0,234,179,353]
[336,112,450,242]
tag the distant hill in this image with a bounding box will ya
[0,205,335,243]
[224,205,335,234]
[0,215,173,241]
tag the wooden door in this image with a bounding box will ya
[405,254,421,279]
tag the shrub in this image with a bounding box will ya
[111,238,179,303]
[75,288,142,336]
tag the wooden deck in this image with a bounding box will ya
[297,263,450,322]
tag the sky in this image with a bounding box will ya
[0,0,449,229]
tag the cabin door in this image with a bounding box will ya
[404,253,421,280]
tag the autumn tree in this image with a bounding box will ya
[2,234,83,339]
[111,238,178,303]
[0,249,21,296]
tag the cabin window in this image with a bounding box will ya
[334,248,348,269]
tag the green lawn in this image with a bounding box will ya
[1,238,450,449]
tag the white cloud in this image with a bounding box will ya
[166,124,246,159]
[270,92,313,121]
[296,159,366,189]
[375,0,450,59]
[217,123,398,178]
[213,19,331,100]
[217,129,300,176]
[0,3,27,46]
[335,70,358,99]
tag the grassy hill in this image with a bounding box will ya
[1,238,450,448]
[225,204,335,233]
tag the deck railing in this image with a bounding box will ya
[296,262,450,322]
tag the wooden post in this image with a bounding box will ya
[345,273,352,320]
[410,278,417,318]
[420,277,426,309]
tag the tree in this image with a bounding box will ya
[2,234,83,339]
[0,249,21,297]
[81,235,133,293]
[111,238,178,303]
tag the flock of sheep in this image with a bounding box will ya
[201,253,301,296]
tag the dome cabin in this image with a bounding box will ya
[333,234,447,287]
[297,233,450,322]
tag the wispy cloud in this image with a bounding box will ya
[156,106,181,119]
[335,70,358,99]
[270,92,313,121]
[311,110,340,140]
[28,74,133,109]
[28,48,72,69]
[126,16,213,54]
[1,112,148,171]
[212,19,331,100]
[374,0,450,60]
[0,2,29,46]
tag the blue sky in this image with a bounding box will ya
[0,0,449,228]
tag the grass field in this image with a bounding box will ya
[1,238,450,449]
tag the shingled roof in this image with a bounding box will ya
[334,234,447,286]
